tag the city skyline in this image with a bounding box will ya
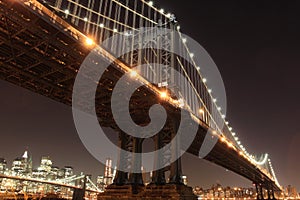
[0,0,299,194]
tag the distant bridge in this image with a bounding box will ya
[0,174,101,193]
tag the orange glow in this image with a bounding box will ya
[160,91,168,99]
[227,142,233,148]
[130,70,137,77]
[85,38,94,46]
[199,108,205,114]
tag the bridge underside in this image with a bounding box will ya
[0,0,280,197]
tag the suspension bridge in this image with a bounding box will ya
[0,0,282,199]
[0,174,101,193]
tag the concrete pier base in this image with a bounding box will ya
[98,184,198,200]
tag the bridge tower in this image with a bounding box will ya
[255,183,277,200]
[98,14,197,200]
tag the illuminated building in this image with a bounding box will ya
[181,175,188,185]
[286,185,299,198]
[194,185,257,199]
[11,150,32,176]
[39,156,52,173]
[97,175,104,189]
[12,158,25,175]
[103,158,113,185]
[49,166,59,180]
[32,156,53,179]
[0,158,6,174]
[63,166,74,178]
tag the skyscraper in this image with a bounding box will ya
[11,150,32,176]
[103,158,113,185]
[0,158,6,174]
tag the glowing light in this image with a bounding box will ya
[160,91,168,99]
[203,78,207,83]
[177,25,180,30]
[227,142,233,148]
[84,17,88,22]
[196,66,201,71]
[229,127,232,131]
[252,153,269,165]
[225,121,229,125]
[239,151,243,155]
[221,114,225,119]
[218,107,221,111]
[113,28,118,32]
[166,13,171,18]
[85,38,94,46]
[182,38,187,43]
[232,132,236,136]
[160,9,164,13]
[190,53,194,58]
[199,108,205,114]
[221,137,226,142]
[64,9,70,15]
[99,23,104,28]
[130,70,137,77]
[213,98,217,103]
[208,89,212,93]
[148,1,153,6]
[234,137,239,141]
[178,98,184,107]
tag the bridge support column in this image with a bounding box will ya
[151,133,166,185]
[256,184,264,200]
[129,137,144,187]
[169,122,183,184]
[112,132,130,186]
[267,185,276,200]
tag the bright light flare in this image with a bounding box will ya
[85,38,94,46]
[227,142,233,148]
[199,108,205,114]
[160,91,168,99]
[130,70,137,77]
[148,1,153,6]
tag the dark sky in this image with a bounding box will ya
[1,0,300,190]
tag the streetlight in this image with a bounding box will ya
[85,38,94,46]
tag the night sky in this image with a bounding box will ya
[0,0,300,190]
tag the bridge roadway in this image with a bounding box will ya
[0,0,280,193]
[0,174,100,193]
